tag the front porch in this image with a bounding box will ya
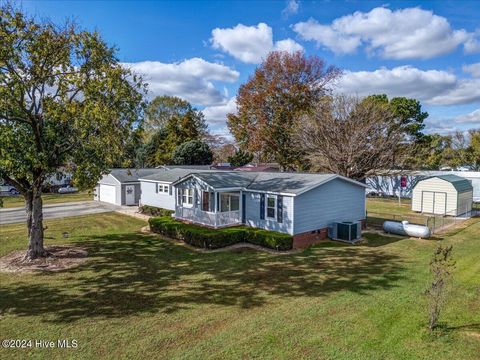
[174,189,243,228]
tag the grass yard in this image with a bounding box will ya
[367,197,413,215]
[366,197,430,227]
[0,212,479,359]
[0,191,93,208]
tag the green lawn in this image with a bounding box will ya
[0,213,478,359]
[367,197,413,215]
[366,197,430,227]
[0,191,93,208]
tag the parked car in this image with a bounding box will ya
[58,185,79,194]
[366,189,385,197]
[0,184,20,195]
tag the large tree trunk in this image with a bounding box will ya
[24,191,33,237]
[24,187,48,260]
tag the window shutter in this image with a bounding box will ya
[260,194,265,220]
[155,183,158,194]
[169,185,172,195]
[277,195,283,223]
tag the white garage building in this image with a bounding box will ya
[94,168,160,206]
[411,175,473,216]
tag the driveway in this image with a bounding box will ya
[0,201,120,225]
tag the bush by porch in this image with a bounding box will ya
[139,205,174,217]
[149,216,293,250]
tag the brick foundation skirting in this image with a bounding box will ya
[293,228,328,249]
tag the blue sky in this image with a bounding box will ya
[23,0,480,137]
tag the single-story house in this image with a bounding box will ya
[94,168,161,206]
[411,174,473,216]
[140,170,367,248]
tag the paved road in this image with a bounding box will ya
[0,201,119,225]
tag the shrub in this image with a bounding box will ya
[148,217,293,250]
[246,228,293,251]
[426,245,455,330]
[140,205,174,217]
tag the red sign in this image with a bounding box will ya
[400,176,407,188]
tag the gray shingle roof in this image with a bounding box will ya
[164,165,212,170]
[191,172,257,188]
[173,171,366,195]
[140,168,211,183]
[109,168,161,183]
[246,172,337,194]
[435,174,473,192]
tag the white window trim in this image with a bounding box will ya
[266,195,277,220]
[220,193,240,213]
[180,188,193,207]
[202,191,214,213]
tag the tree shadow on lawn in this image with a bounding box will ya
[0,231,406,323]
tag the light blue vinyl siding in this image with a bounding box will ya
[121,183,141,205]
[293,178,365,234]
[243,191,294,235]
[175,177,216,209]
[140,180,175,210]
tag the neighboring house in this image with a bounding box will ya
[169,171,367,248]
[411,174,473,216]
[94,168,160,206]
[367,170,480,202]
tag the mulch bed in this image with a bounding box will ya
[0,245,89,273]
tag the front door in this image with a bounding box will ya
[202,191,210,211]
[125,185,135,205]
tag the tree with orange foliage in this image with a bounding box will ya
[227,51,341,170]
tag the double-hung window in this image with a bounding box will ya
[157,184,169,194]
[266,195,276,219]
[179,188,193,206]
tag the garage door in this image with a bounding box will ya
[99,184,116,204]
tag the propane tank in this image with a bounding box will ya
[383,220,431,239]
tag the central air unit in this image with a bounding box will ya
[328,221,362,243]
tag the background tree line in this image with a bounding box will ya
[226,51,480,180]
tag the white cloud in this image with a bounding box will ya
[336,66,480,106]
[293,7,479,59]
[293,20,361,54]
[428,78,480,105]
[463,62,480,78]
[202,97,237,126]
[124,58,239,106]
[211,23,303,63]
[274,38,304,53]
[282,0,299,18]
[455,109,480,124]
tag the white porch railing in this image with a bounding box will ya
[175,206,240,228]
